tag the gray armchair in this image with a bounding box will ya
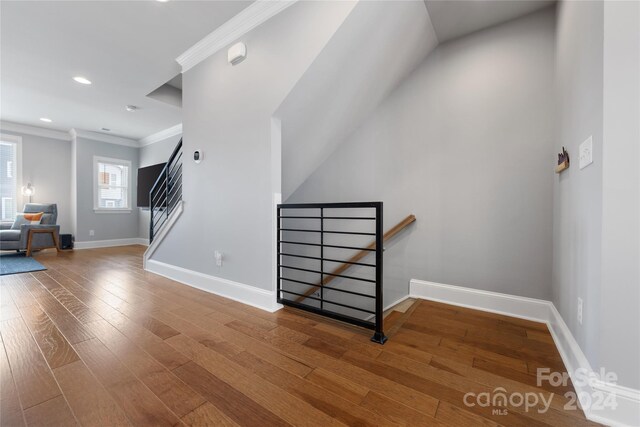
[0,203,60,254]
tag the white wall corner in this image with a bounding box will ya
[145,259,281,313]
[139,123,183,147]
[176,0,298,73]
[409,279,640,427]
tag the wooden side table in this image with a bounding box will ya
[26,228,61,257]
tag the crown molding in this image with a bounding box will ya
[138,123,182,147]
[1,121,142,148]
[176,0,298,73]
[70,128,139,148]
[0,121,72,141]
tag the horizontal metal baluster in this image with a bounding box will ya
[279,290,375,314]
[280,265,376,283]
[280,252,375,268]
[280,228,375,236]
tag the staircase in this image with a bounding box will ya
[143,139,183,268]
[149,139,183,243]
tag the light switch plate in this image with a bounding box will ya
[579,136,593,169]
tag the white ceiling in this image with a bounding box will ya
[424,0,555,43]
[0,0,251,140]
[1,0,554,142]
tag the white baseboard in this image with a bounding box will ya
[146,259,282,313]
[410,279,640,427]
[74,238,148,250]
[410,279,551,322]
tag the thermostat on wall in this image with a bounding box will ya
[194,149,203,163]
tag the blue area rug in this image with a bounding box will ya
[0,253,46,276]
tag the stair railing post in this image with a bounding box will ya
[276,206,282,302]
[149,188,155,243]
[320,207,324,311]
[371,202,388,344]
[165,167,169,222]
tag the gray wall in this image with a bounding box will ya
[70,136,77,236]
[139,135,181,167]
[138,133,182,239]
[286,7,557,304]
[554,0,640,391]
[600,0,640,391]
[1,130,72,234]
[151,1,358,290]
[553,0,604,379]
[279,0,438,199]
[73,137,139,242]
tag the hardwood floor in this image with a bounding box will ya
[0,246,598,426]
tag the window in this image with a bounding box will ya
[94,156,131,212]
[0,136,20,221]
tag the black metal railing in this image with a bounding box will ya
[277,202,387,344]
[149,139,183,243]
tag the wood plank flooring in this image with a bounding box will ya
[0,246,598,426]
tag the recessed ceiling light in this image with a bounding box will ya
[157,0,169,2]
[125,105,138,112]
[73,76,92,85]
[101,128,111,132]
[39,117,52,123]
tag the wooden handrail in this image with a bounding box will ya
[295,214,416,302]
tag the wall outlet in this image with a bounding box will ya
[577,297,583,325]
[89,230,95,237]
[214,250,223,267]
[579,136,593,169]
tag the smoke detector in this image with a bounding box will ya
[228,42,247,65]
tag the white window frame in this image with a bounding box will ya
[0,134,22,221]
[93,155,131,213]
[1,197,14,221]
